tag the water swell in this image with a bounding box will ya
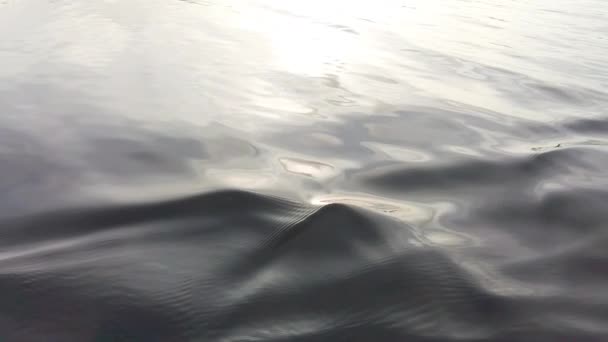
[0,190,604,341]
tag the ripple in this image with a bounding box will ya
[279,157,336,179]
[2,0,608,340]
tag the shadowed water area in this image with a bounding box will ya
[1,0,608,340]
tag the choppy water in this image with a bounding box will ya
[1,0,608,340]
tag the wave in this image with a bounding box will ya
[0,190,606,341]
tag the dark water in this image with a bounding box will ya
[1,0,608,340]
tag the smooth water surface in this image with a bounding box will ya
[1,0,608,340]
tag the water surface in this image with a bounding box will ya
[1,0,608,340]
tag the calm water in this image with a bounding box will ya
[1,0,608,340]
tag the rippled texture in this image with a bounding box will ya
[1,0,608,340]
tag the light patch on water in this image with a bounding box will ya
[312,194,476,247]
[423,229,471,247]
[279,157,335,180]
[310,193,434,226]
[362,142,432,163]
[206,169,279,189]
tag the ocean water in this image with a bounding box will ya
[1,0,608,340]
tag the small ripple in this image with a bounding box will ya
[279,157,336,179]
